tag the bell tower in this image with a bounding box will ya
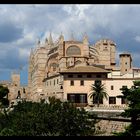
[82,33,89,57]
[11,71,20,87]
[119,53,132,75]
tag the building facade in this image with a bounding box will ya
[0,71,28,105]
[28,33,140,107]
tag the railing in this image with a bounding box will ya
[85,104,128,110]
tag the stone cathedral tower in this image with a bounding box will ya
[119,53,132,75]
[28,33,117,101]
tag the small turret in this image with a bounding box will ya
[48,32,53,45]
[45,37,48,44]
[119,52,132,75]
[83,33,89,45]
[59,32,64,44]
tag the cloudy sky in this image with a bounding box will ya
[0,4,140,85]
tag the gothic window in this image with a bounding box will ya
[66,45,81,56]
[54,80,55,85]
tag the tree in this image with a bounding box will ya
[0,97,98,136]
[89,80,108,107]
[114,81,140,136]
[0,85,9,107]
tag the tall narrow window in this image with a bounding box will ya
[80,80,84,86]
[80,95,86,103]
[69,95,75,103]
[111,85,114,90]
[70,80,74,86]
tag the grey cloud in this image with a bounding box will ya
[0,23,23,42]
[1,4,140,84]
[0,46,26,70]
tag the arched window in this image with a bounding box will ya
[66,45,81,56]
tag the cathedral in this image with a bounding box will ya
[28,33,140,107]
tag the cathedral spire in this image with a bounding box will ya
[37,39,40,47]
[83,33,89,45]
[59,32,64,44]
[45,37,48,44]
[48,32,53,45]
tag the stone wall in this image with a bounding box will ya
[95,120,130,136]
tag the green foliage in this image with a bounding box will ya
[114,80,140,136]
[89,80,108,107]
[0,85,9,107]
[0,97,97,136]
[0,85,9,99]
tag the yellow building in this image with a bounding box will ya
[28,33,140,108]
[0,71,28,106]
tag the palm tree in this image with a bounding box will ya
[89,80,108,107]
